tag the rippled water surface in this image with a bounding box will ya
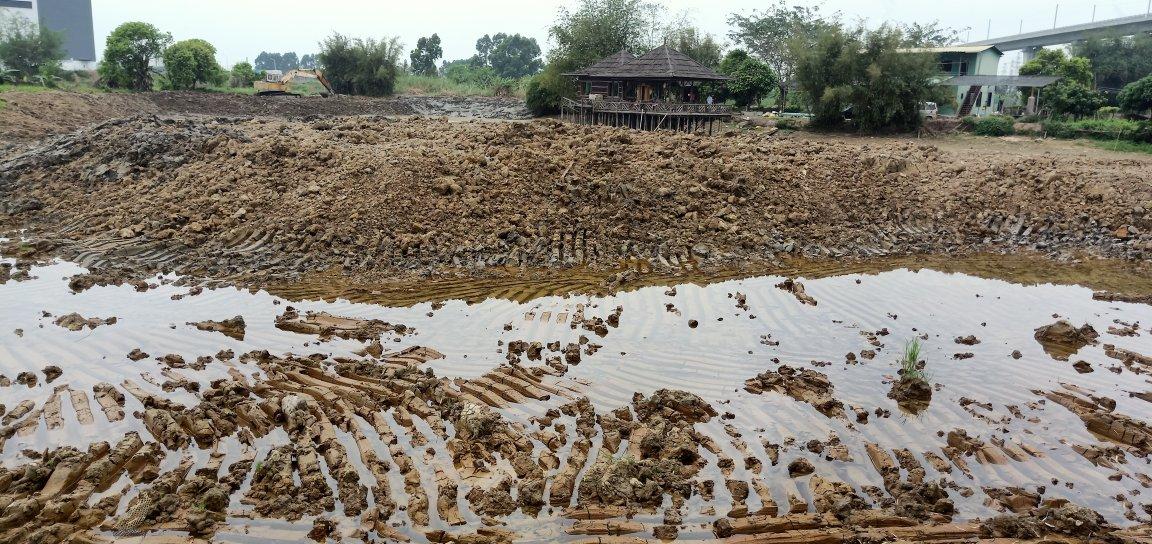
[2,254,1151,542]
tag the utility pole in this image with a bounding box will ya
[986,19,991,39]
[1019,20,1023,34]
[1091,4,1096,22]
[1053,4,1059,29]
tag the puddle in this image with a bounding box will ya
[2,253,1152,541]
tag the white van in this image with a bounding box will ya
[919,102,939,119]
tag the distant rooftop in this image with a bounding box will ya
[899,45,1002,55]
[565,46,728,81]
[943,75,1061,87]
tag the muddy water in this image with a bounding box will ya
[2,254,1152,541]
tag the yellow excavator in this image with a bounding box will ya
[253,69,335,97]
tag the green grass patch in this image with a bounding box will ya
[899,338,926,381]
[1094,140,1152,155]
[960,115,1015,136]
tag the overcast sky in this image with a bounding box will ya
[92,0,1152,68]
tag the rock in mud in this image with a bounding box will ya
[188,315,246,340]
[274,307,409,340]
[787,458,815,477]
[744,365,844,418]
[53,312,116,331]
[41,365,62,383]
[775,278,817,306]
[888,377,932,413]
[1034,320,1099,360]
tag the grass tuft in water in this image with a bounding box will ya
[899,338,926,381]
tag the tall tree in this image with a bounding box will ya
[162,38,224,90]
[897,21,963,48]
[1074,33,1152,93]
[300,53,318,69]
[485,33,543,78]
[99,21,172,91]
[549,0,665,72]
[319,33,403,96]
[1020,49,1093,87]
[663,14,722,68]
[793,24,945,132]
[409,34,442,77]
[728,1,839,108]
[718,50,777,108]
[0,14,64,82]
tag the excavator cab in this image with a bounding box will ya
[253,69,335,97]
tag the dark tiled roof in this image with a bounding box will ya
[566,45,728,81]
[567,49,636,76]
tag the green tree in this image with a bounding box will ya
[0,14,65,83]
[528,0,665,114]
[300,53,318,69]
[1019,49,1093,87]
[663,16,722,68]
[230,61,256,88]
[409,34,442,77]
[793,24,945,132]
[99,21,171,90]
[549,0,665,73]
[1074,33,1152,93]
[162,38,224,90]
[1045,81,1105,118]
[728,1,839,109]
[1118,75,1152,116]
[486,33,543,78]
[319,32,403,96]
[897,21,963,48]
[718,50,777,108]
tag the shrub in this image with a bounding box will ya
[162,39,224,90]
[793,25,947,133]
[99,22,171,91]
[229,61,255,88]
[1119,75,1152,116]
[525,65,568,116]
[0,14,64,83]
[318,33,402,97]
[962,115,1015,136]
[1097,106,1120,118]
[775,118,801,130]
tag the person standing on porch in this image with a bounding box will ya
[706,95,714,105]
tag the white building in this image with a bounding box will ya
[0,0,96,71]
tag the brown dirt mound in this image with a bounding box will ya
[2,115,1151,286]
[0,91,157,144]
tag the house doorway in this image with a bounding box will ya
[637,84,653,101]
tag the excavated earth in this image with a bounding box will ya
[1,114,1151,291]
[0,91,531,145]
[2,100,1152,543]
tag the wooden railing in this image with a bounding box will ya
[563,97,731,115]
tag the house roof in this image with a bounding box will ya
[565,45,728,81]
[943,75,1061,87]
[567,49,636,77]
[900,45,1003,55]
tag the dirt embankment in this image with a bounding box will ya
[1,115,1150,286]
[0,91,159,145]
[0,90,531,145]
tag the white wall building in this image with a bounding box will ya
[0,0,96,71]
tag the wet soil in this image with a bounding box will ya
[2,252,1152,543]
[2,115,1151,294]
[0,90,530,145]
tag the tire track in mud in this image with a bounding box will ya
[3,255,1152,542]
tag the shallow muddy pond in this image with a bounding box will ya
[2,254,1151,542]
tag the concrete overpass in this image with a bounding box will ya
[965,12,1152,54]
